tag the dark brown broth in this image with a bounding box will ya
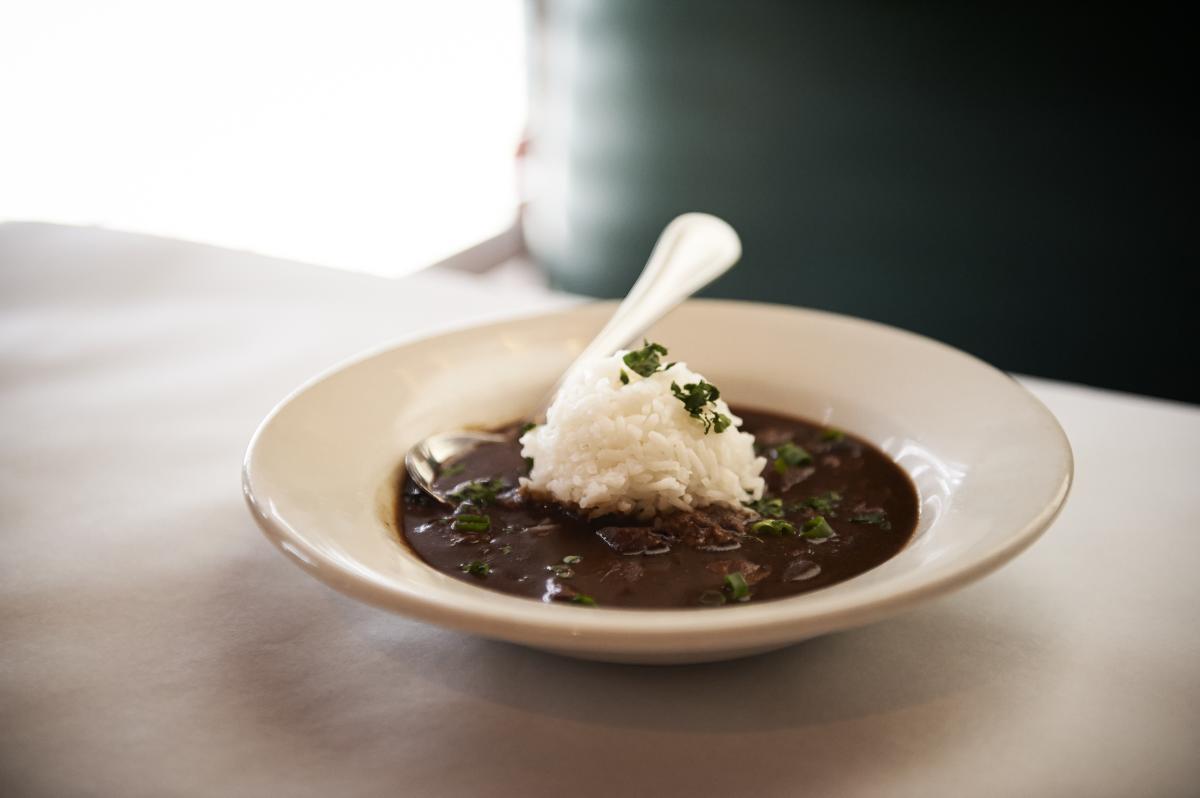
[398,407,918,609]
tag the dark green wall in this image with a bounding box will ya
[523,1,1195,403]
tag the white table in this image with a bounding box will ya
[3,223,1198,797]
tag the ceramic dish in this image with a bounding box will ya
[242,300,1072,664]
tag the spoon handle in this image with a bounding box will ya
[540,213,742,415]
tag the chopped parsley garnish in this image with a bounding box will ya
[672,379,718,413]
[850,509,892,530]
[622,340,671,378]
[438,462,466,479]
[562,555,582,564]
[820,427,845,442]
[452,514,491,533]
[724,572,750,601]
[619,369,630,385]
[671,380,731,434]
[448,477,508,506]
[750,519,797,536]
[772,442,813,475]
[698,589,727,606]
[801,515,835,540]
[570,594,597,607]
[460,560,491,577]
[744,496,785,518]
[795,490,843,516]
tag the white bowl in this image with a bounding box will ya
[243,300,1072,664]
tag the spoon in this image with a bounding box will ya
[406,212,742,504]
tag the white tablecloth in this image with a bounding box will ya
[2,223,1198,797]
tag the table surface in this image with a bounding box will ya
[2,222,1198,798]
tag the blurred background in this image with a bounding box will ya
[2,1,1193,402]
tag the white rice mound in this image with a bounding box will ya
[519,352,766,518]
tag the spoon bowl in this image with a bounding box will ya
[404,431,508,505]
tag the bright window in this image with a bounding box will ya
[0,1,526,276]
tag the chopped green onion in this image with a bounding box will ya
[570,594,597,607]
[460,560,491,577]
[448,478,508,506]
[452,514,491,533]
[498,545,513,555]
[820,427,845,442]
[850,510,892,530]
[724,572,750,601]
[439,462,466,479]
[622,340,670,377]
[619,369,630,385]
[547,563,574,578]
[698,589,727,606]
[562,555,582,564]
[795,490,843,515]
[773,442,813,474]
[750,519,797,536]
[744,497,785,518]
[801,515,835,540]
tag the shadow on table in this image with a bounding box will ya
[215,545,1055,793]
[424,598,1037,733]
[221,543,1045,737]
